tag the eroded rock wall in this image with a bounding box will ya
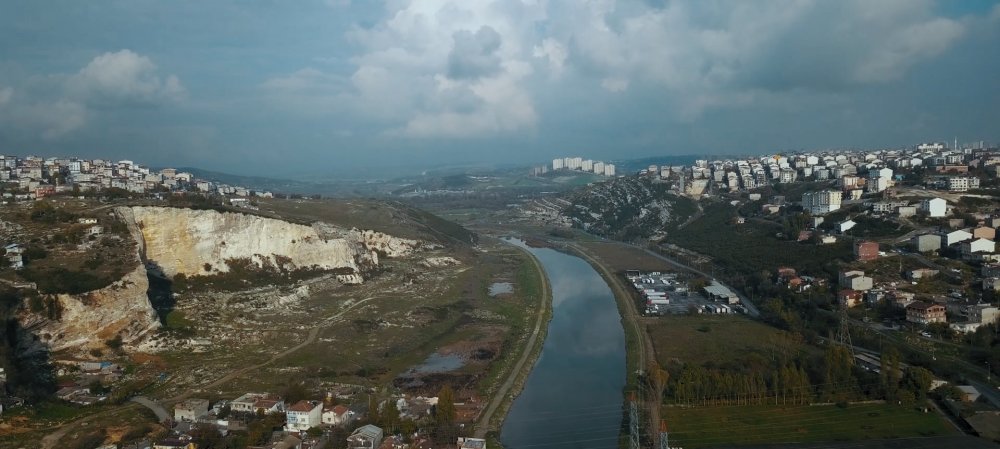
[120,206,421,282]
[20,264,160,352]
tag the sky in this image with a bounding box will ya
[1,0,998,177]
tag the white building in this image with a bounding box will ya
[286,400,322,432]
[948,177,980,192]
[174,399,209,422]
[604,164,616,177]
[801,190,842,215]
[552,158,564,170]
[921,198,947,218]
[944,229,974,246]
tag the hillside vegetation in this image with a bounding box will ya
[563,177,695,241]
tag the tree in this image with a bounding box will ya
[880,347,901,402]
[436,385,456,425]
[380,397,400,434]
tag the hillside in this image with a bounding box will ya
[562,176,696,241]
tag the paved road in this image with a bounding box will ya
[474,242,551,438]
[131,396,170,422]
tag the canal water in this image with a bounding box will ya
[500,239,626,449]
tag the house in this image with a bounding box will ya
[839,270,873,291]
[912,234,941,252]
[776,267,797,279]
[854,240,879,261]
[820,235,837,244]
[921,197,947,217]
[322,404,355,426]
[174,398,209,422]
[231,393,284,415]
[943,229,973,247]
[457,437,487,449]
[348,424,384,449]
[838,220,856,233]
[984,263,1000,278]
[838,289,863,308]
[906,301,947,325]
[286,400,322,432]
[974,226,997,241]
[984,278,1000,292]
[907,268,939,280]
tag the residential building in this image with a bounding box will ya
[921,197,948,217]
[231,393,284,414]
[174,398,209,422]
[974,226,996,241]
[347,424,384,449]
[801,190,842,215]
[286,400,322,432]
[913,234,941,252]
[839,289,863,308]
[839,270,873,291]
[984,277,1000,292]
[906,301,947,325]
[944,229,973,247]
[855,240,879,261]
[962,238,996,258]
[322,404,355,426]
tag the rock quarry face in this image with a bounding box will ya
[21,264,161,352]
[120,206,420,283]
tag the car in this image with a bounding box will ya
[920,331,932,338]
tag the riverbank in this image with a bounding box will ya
[474,239,553,446]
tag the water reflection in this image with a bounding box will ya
[500,239,626,449]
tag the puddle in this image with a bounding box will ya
[411,353,465,374]
[489,282,514,297]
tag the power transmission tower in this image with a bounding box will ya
[837,304,855,359]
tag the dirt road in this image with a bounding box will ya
[473,243,551,438]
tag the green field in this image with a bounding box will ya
[648,314,808,368]
[664,403,953,448]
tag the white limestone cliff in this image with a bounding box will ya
[20,264,161,352]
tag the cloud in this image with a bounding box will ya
[447,26,503,80]
[69,49,185,106]
[341,0,544,138]
[0,87,87,140]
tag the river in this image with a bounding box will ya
[500,239,626,449]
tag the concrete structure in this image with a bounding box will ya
[962,238,996,257]
[907,268,939,280]
[913,234,942,252]
[173,398,209,422]
[347,424,384,449]
[286,400,322,432]
[944,229,974,247]
[458,438,487,449]
[855,240,879,261]
[703,281,739,304]
[231,393,285,415]
[838,220,856,233]
[974,226,996,241]
[921,198,947,217]
[801,190,842,215]
[906,301,946,325]
[840,270,874,291]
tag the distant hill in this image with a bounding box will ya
[174,167,310,193]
